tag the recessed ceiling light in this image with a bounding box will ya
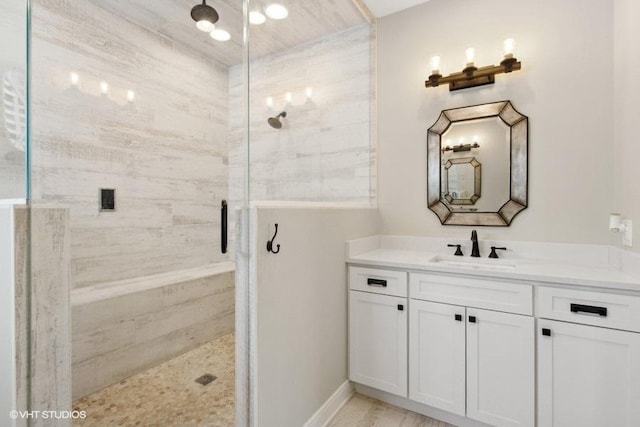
[265,4,288,20]
[210,29,231,41]
[249,11,266,24]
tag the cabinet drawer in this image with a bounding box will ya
[538,287,640,333]
[349,266,407,297]
[410,272,532,315]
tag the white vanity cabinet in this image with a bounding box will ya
[537,287,640,427]
[348,267,408,397]
[409,273,535,427]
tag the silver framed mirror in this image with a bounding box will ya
[427,100,528,226]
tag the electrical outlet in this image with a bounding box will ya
[622,220,633,247]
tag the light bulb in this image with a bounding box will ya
[210,29,231,41]
[266,96,274,108]
[430,56,441,74]
[70,72,79,86]
[127,90,135,103]
[465,48,475,66]
[265,4,288,20]
[249,11,266,24]
[100,81,109,95]
[503,38,515,58]
[196,20,215,32]
[285,92,292,103]
[305,87,313,99]
[473,135,478,142]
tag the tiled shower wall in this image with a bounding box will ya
[228,24,376,212]
[0,1,27,199]
[30,1,230,288]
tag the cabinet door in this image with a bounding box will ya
[349,290,407,397]
[466,308,535,427]
[409,300,465,416]
[538,319,640,427]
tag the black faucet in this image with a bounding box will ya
[471,230,480,257]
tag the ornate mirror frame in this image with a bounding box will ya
[427,100,528,226]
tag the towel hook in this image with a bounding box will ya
[266,223,281,254]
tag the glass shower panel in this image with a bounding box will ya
[26,0,244,424]
[237,1,376,204]
[0,1,28,200]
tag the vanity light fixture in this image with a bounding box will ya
[70,72,79,86]
[426,38,521,91]
[305,86,313,99]
[126,90,135,103]
[441,142,480,153]
[191,0,219,32]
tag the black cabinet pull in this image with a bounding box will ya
[455,314,462,322]
[397,304,404,311]
[542,328,551,336]
[469,315,476,323]
[570,303,607,317]
[221,200,228,254]
[367,278,387,287]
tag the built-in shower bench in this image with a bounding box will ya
[70,262,235,400]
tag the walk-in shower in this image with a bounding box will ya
[1,0,377,425]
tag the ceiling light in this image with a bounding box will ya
[265,4,288,20]
[196,20,215,32]
[210,29,231,42]
[191,0,219,32]
[249,11,266,24]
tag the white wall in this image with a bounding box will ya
[614,0,640,252]
[252,205,378,427]
[31,0,230,287]
[378,0,614,244]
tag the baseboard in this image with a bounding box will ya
[304,380,355,427]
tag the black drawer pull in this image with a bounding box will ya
[367,278,387,287]
[469,316,476,323]
[542,328,551,336]
[570,303,607,317]
[398,304,404,311]
[455,314,463,322]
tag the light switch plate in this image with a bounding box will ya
[622,220,633,247]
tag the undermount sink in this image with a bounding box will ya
[431,255,517,271]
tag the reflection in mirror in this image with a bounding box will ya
[427,100,528,226]
[444,157,481,205]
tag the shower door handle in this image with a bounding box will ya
[221,200,228,254]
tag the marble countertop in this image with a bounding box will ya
[346,236,640,293]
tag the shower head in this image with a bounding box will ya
[268,111,287,129]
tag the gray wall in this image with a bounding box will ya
[254,206,379,427]
[377,0,614,245]
[30,0,231,288]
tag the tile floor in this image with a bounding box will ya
[73,333,235,426]
[330,394,455,427]
[73,332,452,427]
